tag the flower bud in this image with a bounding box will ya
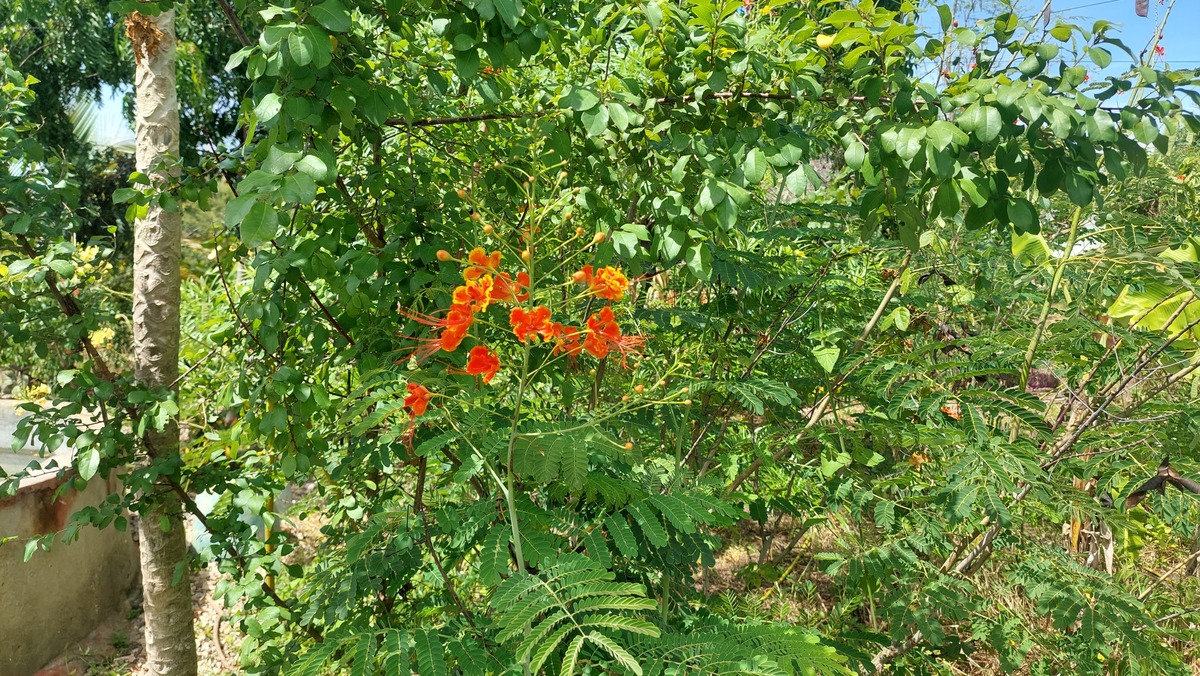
[572,270,586,283]
[624,442,634,451]
[456,188,467,199]
[521,249,531,262]
[592,232,606,244]
[634,384,644,394]
[436,250,451,261]
[483,224,494,235]
[471,212,481,221]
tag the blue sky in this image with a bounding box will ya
[1055,0,1200,70]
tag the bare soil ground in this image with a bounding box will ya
[33,563,234,676]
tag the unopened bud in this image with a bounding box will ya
[436,250,451,261]
[592,232,605,244]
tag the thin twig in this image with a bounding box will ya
[1139,548,1200,601]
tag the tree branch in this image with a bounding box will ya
[216,0,252,47]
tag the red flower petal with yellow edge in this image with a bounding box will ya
[510,306,552,342]
[575,265,629,301]
[405,383,431,416]
[590,266,628,301]
[465,345,501,383]
[453,275,495,313]
[464,247,502,281]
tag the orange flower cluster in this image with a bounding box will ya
[510,306,553,342]
[402,242,646,423]
[407,248,529,362]
[575,265,628,301]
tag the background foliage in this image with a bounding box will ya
[4,0,1200,673]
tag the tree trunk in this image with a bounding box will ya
[128,8,197,675]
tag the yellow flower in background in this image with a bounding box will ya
[90,327,116,348]
[73,246,111,280]
[25,383,50,406]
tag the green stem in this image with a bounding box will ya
[1020,206,1083,390]
[506,344,532,576]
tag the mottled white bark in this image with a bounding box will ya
[130,9,197,675]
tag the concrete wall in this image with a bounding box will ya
[0,473,138,676]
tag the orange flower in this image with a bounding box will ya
[440,326,467,352]
[465,345,501,383]
[464,247,502,281]
[576,265,628,301]
[400,303,474,361]
[405,383,431,416]
[584,306,621,359]
[583,307,644,365]
[491,271,530,303]
[547,322,584,356]
[510,306,552,342]
[453,275,495,313]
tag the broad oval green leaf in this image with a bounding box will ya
[743,147,767,184]
[240,201,280,247]
[310,0,352,32]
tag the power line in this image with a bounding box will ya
[1060,0,1123,12]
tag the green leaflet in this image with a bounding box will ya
[492,553,658,674]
